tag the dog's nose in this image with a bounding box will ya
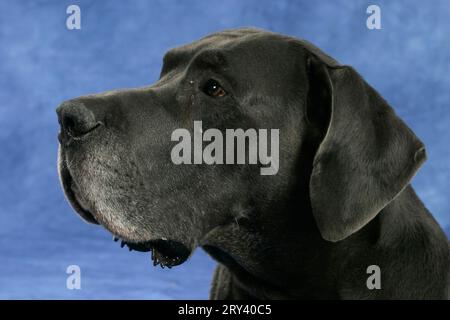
[57,102,101,140]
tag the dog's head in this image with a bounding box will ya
[57,28,425,268]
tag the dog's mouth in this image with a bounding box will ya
[114,237,191,268]
[58,147,191,268]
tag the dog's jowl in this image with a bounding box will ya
[57,28,450,299]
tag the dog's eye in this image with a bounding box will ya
[202,79,227,98]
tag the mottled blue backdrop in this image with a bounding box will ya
[0,0,448,299]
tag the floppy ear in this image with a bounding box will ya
[306,57,427,242]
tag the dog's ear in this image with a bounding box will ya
[306,56,426,242]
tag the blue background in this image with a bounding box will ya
[0,0,448,299]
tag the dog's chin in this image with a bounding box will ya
[58,147,191,269]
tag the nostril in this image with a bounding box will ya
[57,102,101,139]
[63,116,76,135]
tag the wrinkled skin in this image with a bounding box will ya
[57,28,449,299]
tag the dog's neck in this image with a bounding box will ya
[201,190,383,299]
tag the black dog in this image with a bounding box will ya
[57,28,449,299]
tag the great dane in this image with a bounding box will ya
[57,28,449,299]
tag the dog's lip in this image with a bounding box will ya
[58,149,99,225]
[114,237,191,268]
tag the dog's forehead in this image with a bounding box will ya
[163,28,340,69]
[163,29,286,64]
